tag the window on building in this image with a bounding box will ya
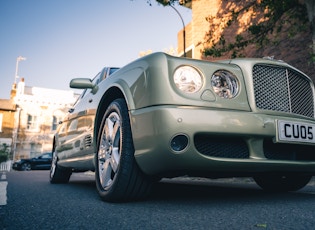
[0,113,3,132]
[27,114,39,131]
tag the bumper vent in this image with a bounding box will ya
[253,64,314,118]
[263,139,315,161]
[194,135,249,159]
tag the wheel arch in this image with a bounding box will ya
[93,85,133,152]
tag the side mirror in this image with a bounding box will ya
[69,78,94,89]
[69,78,99,94]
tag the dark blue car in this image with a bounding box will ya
[13,152,52,171]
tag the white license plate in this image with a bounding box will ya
[277,120,315,145]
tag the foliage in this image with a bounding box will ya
[203,0,309,59]
[0,144,9,163]
[148,0,184,6]
[155,0,171,6]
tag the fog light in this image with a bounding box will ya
[170,134,189,152]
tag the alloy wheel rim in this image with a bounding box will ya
[98,112,121,190]
[22,163,31,171]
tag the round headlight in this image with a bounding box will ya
[174,66,203,93]
[211,70,239,99]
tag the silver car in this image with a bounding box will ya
[50,53,315,202]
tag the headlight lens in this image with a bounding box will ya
[173,66,203,93]
[211,70,239,99]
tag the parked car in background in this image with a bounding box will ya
[50,52,315,202]
[13,152,52,171]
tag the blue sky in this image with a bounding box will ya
[0,0,191,99]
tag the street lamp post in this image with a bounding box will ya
[12,56,25,161]
[168,3,186,57]
[12,107,21,161]
[14,56,26,84]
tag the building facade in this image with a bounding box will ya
[0,90,17,155]
[0,79,79,160]
[177,0,221,58]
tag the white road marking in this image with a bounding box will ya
[1,173,6,180]
[0,181,7,205]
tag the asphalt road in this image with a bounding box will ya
[1,170,315,230]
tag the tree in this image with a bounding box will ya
[203,0,309,59]
[0,144,9,163]
[305,0,315,55]
[153,0,182,6]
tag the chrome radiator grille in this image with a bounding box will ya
[253,64,314,118]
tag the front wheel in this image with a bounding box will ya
[21,162,31,171]
[50,151,72,184]
[253,174,312,192]
[95,99,152,202]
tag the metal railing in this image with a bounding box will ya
[0,161,12,172]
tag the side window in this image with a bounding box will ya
[109,68,119,75]
[102,68,108,81]
[102,68,119,81]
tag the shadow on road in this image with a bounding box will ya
[62,173,315,203]
[68,173,96,189]
[148,177,315,203]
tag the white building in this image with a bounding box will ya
[13,78,79,159]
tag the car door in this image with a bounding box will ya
[58,70,106,165]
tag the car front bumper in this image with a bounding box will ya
[12,163,21,170]
[130,106,315,176]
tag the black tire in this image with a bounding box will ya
[95,98,152,202]
[21,162,31,171]
[254,174,312,192]
[50,151,72,184]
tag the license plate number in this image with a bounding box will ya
[277,120,315,144]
